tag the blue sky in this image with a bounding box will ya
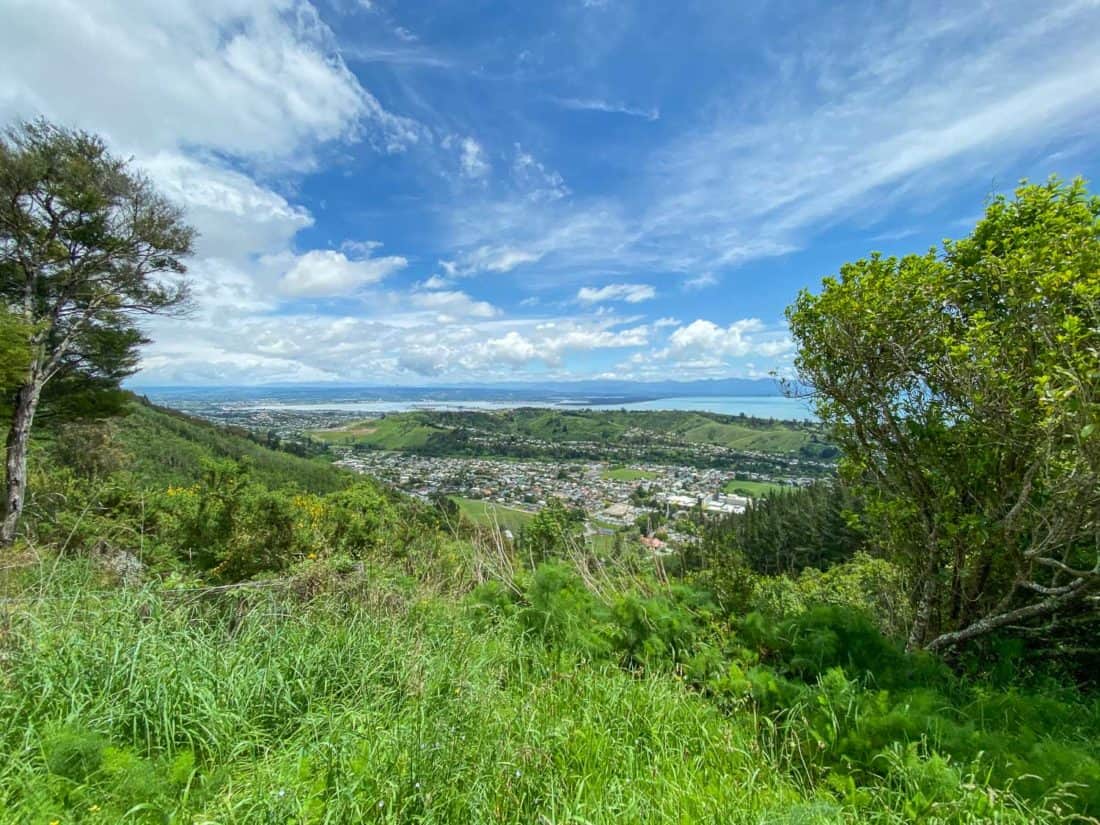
[1,0,1098,385]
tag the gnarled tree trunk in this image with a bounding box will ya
[1,379,42,546]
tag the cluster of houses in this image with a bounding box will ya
[334,449,780,530]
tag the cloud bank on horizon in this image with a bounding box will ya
[1,0,1097,385]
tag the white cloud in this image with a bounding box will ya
[0,0,421,162]
[139,152,312,259]
[462,245,542,274]
[460,137,490,178]
[683,272,718,291]
[513,145,569,201]
[409,289,498,319]
[576,283,655,304]
[663,319,792,360]
[341,239,385,255]
[421,275,452,289]
[469,323,648,370]
[278,249,407,296]
[551,97,659,121]
[137,310,652,383]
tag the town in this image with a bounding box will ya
[331,445,813,543]
[146,396,831,547]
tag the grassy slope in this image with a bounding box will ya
[313,413,446,450]
[680,420,808,453]
[0,567,1074,825]
[115,401,351,493]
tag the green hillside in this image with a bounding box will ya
[312,412,447,451]
[117,399,351,493]
[312,407,825,459]
[679,420,809,452]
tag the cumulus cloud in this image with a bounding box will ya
[576,283,656,304]
[0,0,420,162]
[420,274,452,289]
[138,311,652,384]
[663,319,792,360]
[278,249,407,296]
[468,323,649,370]
[139,152,313,259]
[409,290,498,319]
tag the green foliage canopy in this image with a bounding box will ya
[787,178,1100,651]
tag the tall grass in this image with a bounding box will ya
[0,561,1080,823]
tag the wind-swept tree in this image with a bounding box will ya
[787,178,1099,652]
[0,120,194,545]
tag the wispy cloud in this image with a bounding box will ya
[341,44,454,68]
[459,137,491,178]
[550,96,659,121]
[683,272,718,291]
[449,2,1100,287]
[576,283,655,304]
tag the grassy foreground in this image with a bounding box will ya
[0,560,1086,825]
[0,565,800,824]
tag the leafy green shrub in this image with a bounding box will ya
[780,605,906,683]
[746,554,910,637]
[468,579,521,624]
[154,459,303,580]
[99,745,165,806]
[518,498,585,562]
[607,584,716,670]
[319,480,402,559]
[518,562,611,657]
[769,605,951,690]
